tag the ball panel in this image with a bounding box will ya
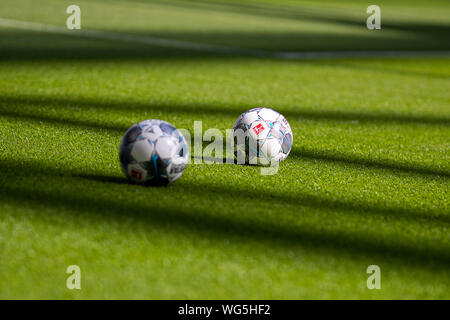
[258,108,280,122]
[155,136,179,159]
[282,132,293,154]
[159,122,177,135]
[167,157,187,182]
[143,124,163,140]
[233,118,247,133]
[121,125,142,146]
[281,117,293,135]
[130,139,154,162]
[261,137,282,158]
[233,116,243,130]
[242,110,259,125]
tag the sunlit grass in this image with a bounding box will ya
[0,0,449,299]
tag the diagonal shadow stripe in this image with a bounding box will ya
[0,109,128,134]
[1,158,449,225]
[0,172,449,270]
[290,149,450,178]
[1,94,449,126]
[78,172,450,225]
[305,60,450,80]
[154,0,450,39]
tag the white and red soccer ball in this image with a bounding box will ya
[232,107,293,165]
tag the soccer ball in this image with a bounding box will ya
[119,119,189,185]
[232,107,293,165]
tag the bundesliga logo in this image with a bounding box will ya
[252,123,265,135]
[131,169,142,180]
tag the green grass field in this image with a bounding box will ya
[0,0,449,299]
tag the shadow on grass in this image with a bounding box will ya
[0,26,449,62]
[0,158,449,270]
[290,149,450,178]
[1,0,449,62]
[0,109,128,134]
[152,0,450,40]
[77,171,449,224]
[1,94,449,126]
[305,59,450,80]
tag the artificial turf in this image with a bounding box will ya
[0,0,449,299]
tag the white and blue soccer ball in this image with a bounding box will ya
[119,120,189,185]
[232,107,293,165]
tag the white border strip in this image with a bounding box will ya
[1,18,449,59]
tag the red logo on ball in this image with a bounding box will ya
[252,123,265,135]
[131,169,142,180]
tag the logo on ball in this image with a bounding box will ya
[252,123,265,135]
[130,169,142,180]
